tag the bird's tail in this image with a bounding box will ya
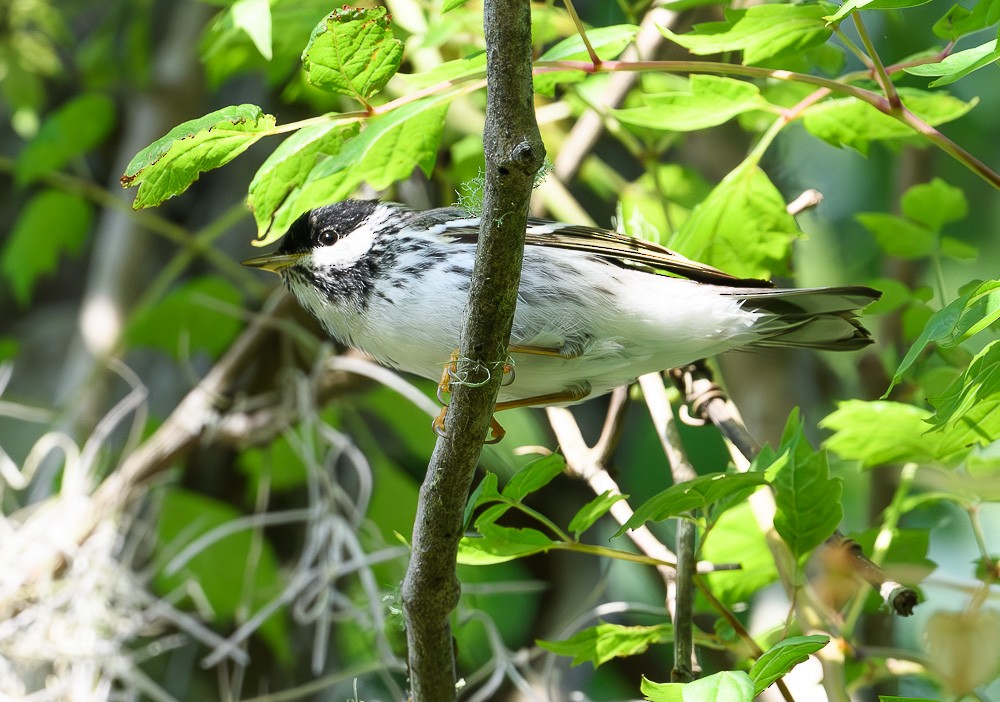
[726,285,882,351]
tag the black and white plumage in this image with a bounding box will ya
[244,199,880,404]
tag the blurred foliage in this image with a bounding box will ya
[2,0,1000,700]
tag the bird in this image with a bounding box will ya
[243,199,880,439]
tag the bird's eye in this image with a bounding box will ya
[317,229,340,246]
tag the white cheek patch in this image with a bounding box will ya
[310,226,377,269]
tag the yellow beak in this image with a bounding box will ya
[241,252,305,274]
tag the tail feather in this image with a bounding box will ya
[728,285,882,351]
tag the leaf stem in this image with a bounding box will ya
[852,13,900,110]
[562,0,600,66]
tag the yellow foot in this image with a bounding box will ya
[431,406,507,444]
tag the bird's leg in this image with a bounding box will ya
[434,383,592,444]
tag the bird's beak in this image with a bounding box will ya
[241,252,304,274]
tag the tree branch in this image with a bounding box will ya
[400,1,544,699]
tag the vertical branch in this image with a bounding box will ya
[400,1,544,700]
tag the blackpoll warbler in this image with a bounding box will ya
[244,200,879,419]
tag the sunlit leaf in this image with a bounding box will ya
[538,622,673,667]
[926,340,1000,455]
[802,88,975,154]
[502,454,566,501]
[642,670,755,702]
[670,163,800,279]
[121,104,275,208]
[615,472,767,536]
[764,411,842,559]
[822,400,944,467]
[750,635,829,694]
[534,24,639,96]
[905,39,1000,87]
[614,75,766,132]
[660,4,834,64]
[302,6,404,102]
[568,490,628,539]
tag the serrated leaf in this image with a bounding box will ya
[1,190,91,306]
[16,93,116,184]
[900,178,967,231]
[670,163,800,279]
[248,121,359,243]
[905,39,1000,87]
[568,490,628,538]
[615,473,767,536]
[642,670,755,702]
[802,88,975,154]
[127,276,243,359]
[821,400,944,467]
[502,454,566,502]
[856,213,936,258]
[887,280,1000,394]
[926,340,1000,454]
[614,75,765,131]
[767,411,842,559]
[535,24,639,96]
[826,0,933,23]
[457,524,556,565]
[309,93,452,190]
[660,4,834,65]
[302,6,404,102]
[121,104,275,208]
[700,502,779,604]
[538,622,673,667]
[750,635,829,694]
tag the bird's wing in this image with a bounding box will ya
[442,214,772,288]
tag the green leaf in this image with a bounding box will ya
[940,236,978,260]
[615,472,767,536]
[642,670,755,702]
[399,52,486,90]
[237,435,308,493]
[121,104,276,208]
[1,190,91,306]
[660,4,834,65]
[700,502,779,604]
[534,24,639,96]
[302,6,404,102]
[750,635,829,694]
[154,487,289,663]
[900,178,968,231]
[16,92,116,184]
[614,75,766,132]
[457,524,556,565]
[905,39,1000,87]
[538,622,673,667]
[856,213,936,259]
[926,340,1000,454]
[309,93,452,191]
[0,338,19,362]
[932,0,1000,40]
[766,411,842,559]
[568,490,628,539]
[465,472,502,529]
[670,163,801,279]
[502,454,566,501]
[821,400,944,467]
[442,0,470,13]
[826,0,934,24]
[802,88,976,154]
[887,280,1000,393]
[127,276,243,359]
[248,121,359,244]
[230,0,272,59]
